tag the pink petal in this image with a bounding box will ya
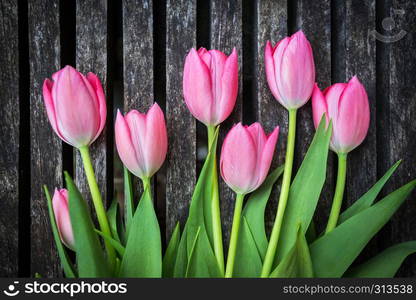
[87,72,107,143]
[311,83,328,129]
[257,126,279,188]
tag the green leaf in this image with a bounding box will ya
[233,217,263,277]
[243,165,284,258]
[345,241,416,278]
[65,172,110,277]
[119,186,162,277]
[275,117,332,263]
[173,128,222,277]
[310,179,416,277]
[339,160,401,223]
[124,167,134,238]
[94,229,126,257]
[233,166,284,277]
[44,185,77,278]
[107,198,122,244]
[163,222,181,278]
[270,225,313,278]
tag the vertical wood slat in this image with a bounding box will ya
[29,0,61,277]
[122,0,154,205]
[75,0,109,208]
[378,0,416,276]
[210,0,242,244]
[0,0,19,277]
[294,0,333,233]
[166,0,197,238]
[255,0,287,234]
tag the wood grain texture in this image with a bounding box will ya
[210,0,242,245]
[377,0,416,276]
[28,0,61,277]
[75,0,108,210]
[255,0,287,235]
[0,0,19,277]
[165,0,196,238]
[294,0,333,233]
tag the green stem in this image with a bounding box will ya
[325,152,347,233]
[261,108,297,278]
[225,193,244,278]
[142,177,151,193]
[79,146,116,270]
[207,125,225,275]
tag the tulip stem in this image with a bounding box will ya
[225,193,244,278]
[142,177,151,194]
[207,125,225,275]
[325,153,347,233]
[261,108,297,278]
[79,146,116,270]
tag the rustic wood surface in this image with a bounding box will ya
[75,0,109,212]
[0,0,415,277]
[0,0,19,277]
[28,0,62,277]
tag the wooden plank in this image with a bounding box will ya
[210,0,242,244]
[28,0,61,277]
[0,0,19,277]
[255,0,287,235]
[165,0,196,238]
[75,0,109,209]
[293,0,333,233]
[377,0,416,276]
[121,0,154,209]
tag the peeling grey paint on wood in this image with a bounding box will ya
[28,0,62,277]
[0,0,19,277]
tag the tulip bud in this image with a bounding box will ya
[220,123,279,194]
[183,47,238,126]
[265,30,315,110]
[312,76,370,154]
[115,103,168,179]
[43,65,107,148]
[52,188,75,250]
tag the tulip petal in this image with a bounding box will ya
[52,189,74,249]
[257,126,279,188]
[311,84,328,129]
[87,72,107,143]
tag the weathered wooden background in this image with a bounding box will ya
[0,0,415,277]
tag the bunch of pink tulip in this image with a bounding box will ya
[42,31,415,278]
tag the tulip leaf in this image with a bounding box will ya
[163,222,181,278]
[310,179,416,277]
[107,198,122,244]
[233,217,263,277]
[270,225,313,278]
[275,117,332,264]
[94,229,126,257]
[124,167,134,239]
[345,241,416,278]
[119,186,162,277]
[65,172,110,277]
[339,160,401,223]
[233,165,284,277]
[44,185,77,278]
[173,128,222,277]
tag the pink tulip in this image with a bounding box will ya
[43,65,107,148]
[52,188,74,250]
[115,103,167,179]
[183,47,238,126]
[265,30,315,110]
[220,123,279,194]
[312,76,370,154]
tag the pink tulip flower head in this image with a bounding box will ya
[312,76,370,154]
[265,30,315,110]
[52,188,75,250]
[43,65,107,148]
[115,103,168,179]
[183,47,238,126]
[220,123,279,195]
